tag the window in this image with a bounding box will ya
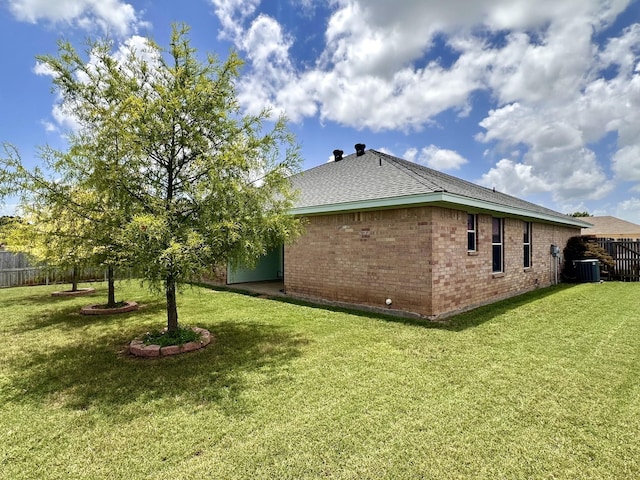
[492,217,503,273]
[467,214,477,252]
[523,222,532,268]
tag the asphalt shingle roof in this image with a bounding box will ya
[290,149,588,227]
[581,216,640,237]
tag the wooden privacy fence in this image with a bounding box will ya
[0,250,106,288]
[593,238,640,282]
[0,251,42,287]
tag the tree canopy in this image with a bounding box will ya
[36,24,302,331]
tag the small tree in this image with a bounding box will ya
[0,216,18,228]
[0,216,18,247]
[39,24,302,333]
[1,143,130,302]
[1,145,91,291]
[3,195,92,291]
[55,141,134,307]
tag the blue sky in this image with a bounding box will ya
[1,0,640,223]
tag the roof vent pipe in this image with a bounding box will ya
[333,149,344,162]
[355,143,366,156]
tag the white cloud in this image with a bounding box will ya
[213,1,487,129]
[218,0,633,134]
[478,103,615,203]
[616,197,640,224]
[598,23,640,75]
[613,145,640,181]
[478,158,551,197]
[241,14,292,70]
[236,15,318,121]
[111,35,159,69]
[362,0,628,31]
[474,17,640,204]
[552,149,614,201]
[477,103,584,151]
[51,103,81,132]
[209,0,261,42]
[405,145,468,170]
[8,0,146,37]
[484,20,595,105]
[41,120,57,133]
[33,61,56,77]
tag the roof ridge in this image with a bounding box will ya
[373,149,491,194]
[370,149,579,219]
[372,150,447,192]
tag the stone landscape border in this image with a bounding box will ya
[129,327,212,358]
[81,301,139,315]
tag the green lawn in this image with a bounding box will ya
[1,281,639,479]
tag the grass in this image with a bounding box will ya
[1,280,639,479]
[142,325,201,346]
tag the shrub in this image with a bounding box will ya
[142,326,201,347]
[563,236,615,281]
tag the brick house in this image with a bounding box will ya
[229,147,590,319]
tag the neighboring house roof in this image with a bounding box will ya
[289,149,590,228]
[581,216,640,238]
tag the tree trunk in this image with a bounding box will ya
[71,264,79,291]
[107,265,116,308]
[166,274,179,333]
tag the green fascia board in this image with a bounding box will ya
[289,192,592,228]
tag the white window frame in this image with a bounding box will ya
[523,221,532,269]
[467,214,477,252]
[492,217,503,273]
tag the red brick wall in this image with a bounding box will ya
[285,207,433,315]
[429,209,577,316]
[284,206,579,318]
[198,264,227,285]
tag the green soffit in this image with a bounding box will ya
[289,191,593,228]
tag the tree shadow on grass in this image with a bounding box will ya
[3,320,307,419]
[0,281,144,310]
[0,289,99,309]
[10,299,167,335]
